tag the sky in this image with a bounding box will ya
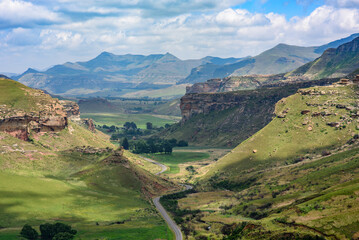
[1,0,359,73]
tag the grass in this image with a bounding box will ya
[0,78,54,115]
[162,84,359,239]
[205,84,358,180]
[143,152,210,174]
[121,84,189,100]
[0,154,173,240]
[81,112,180,129]
[0,77,177,239]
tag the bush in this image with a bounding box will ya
[53,232,75,240]
[20,224,39,240]
[40,222,76,240]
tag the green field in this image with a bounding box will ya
[82,113,181,129]
[121,84,188,100]
[143,152,210,174]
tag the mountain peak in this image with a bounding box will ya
[24,68,39,74]
[97,51,115,58]
[158,52,180,62]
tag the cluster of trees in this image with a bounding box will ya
[132,139,173,154]
[20,222,77,240]
[130,137,188,154]
[101,124,119,133]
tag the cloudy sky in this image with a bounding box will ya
[1,0,359,73]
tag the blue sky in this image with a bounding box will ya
[0,0,359,73]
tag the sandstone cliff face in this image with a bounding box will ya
[0,90,83,141]
[186,75,285,94]
[180,87,288,123]
[59,100,80,121]
[181,78,339,123]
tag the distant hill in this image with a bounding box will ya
[0,77,176,239]
[179,33,359,84]
[180,82,359,239]
[288,36,359,79]
[162,79,338,147]
[14,52,241,95]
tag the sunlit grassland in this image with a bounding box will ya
[142,151,210,174]
[81,112,180,129]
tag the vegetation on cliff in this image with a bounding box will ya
[168,82,359,239]
[0,78,177,240]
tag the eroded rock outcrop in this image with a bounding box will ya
[0,88,86,140]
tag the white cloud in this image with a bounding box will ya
[215,8,269,27]
[40,30,83,49]
[325,0,359,8]
[1,0,359,73]
[0,0,60,28]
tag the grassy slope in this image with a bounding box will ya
[287,37,359,80]
[176,84,359,239]
[121,84,189,100]
[0,131,174,240]
[143,152,210,174]
[0,78,175,239]
[204,84,358,181]
[82,112,180,129]
[0,78,50,113]
[232,44,319,76]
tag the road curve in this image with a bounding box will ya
[153,196,183,240]
[141,156,191,240]
[139,156,167,175]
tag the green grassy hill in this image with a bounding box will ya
[204,83,358,183]
[288,37,359,79]
[173,83,359,239]
[0,78,176,239]
[159,83,359,239]
[163,79,339,147]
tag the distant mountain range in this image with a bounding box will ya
[186,36,359,94]
[287,36,359,79]
[179,33,359,84]
[14,33,359,96]
[14,53,241,95]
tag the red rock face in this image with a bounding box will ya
[0,115,68,141]
[59,100,80,119]
[81,118,96,132]
[5,129,29,141]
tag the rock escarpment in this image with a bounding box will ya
[0,89,69,141]
[0,80,88,140]
[181,78,339,123]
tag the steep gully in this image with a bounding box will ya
[140,156,192,240]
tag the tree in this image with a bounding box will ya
[20,224,39,240]
[53,232,75,240]
[122,137,129,150]
[168,138,177,147]
[124,122,137,130]
[178,140,188,147]
[40,223,76,240]
[146,122,153,130]
[40,223,56,240]
[163,142,173,154]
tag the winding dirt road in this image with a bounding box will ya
[141,156,192,240]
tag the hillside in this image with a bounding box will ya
[163,79,338,147]
[169,81,359,239]
[0,77,177,239]
[14,52,241,96]
[204,82,359,181]
[179,33,359,85]
[288,37,359,79]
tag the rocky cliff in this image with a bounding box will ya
[186,75,285,94]
[0,78,88,140]
[162,79,340,146]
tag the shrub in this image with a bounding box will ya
[20,224,39,240]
